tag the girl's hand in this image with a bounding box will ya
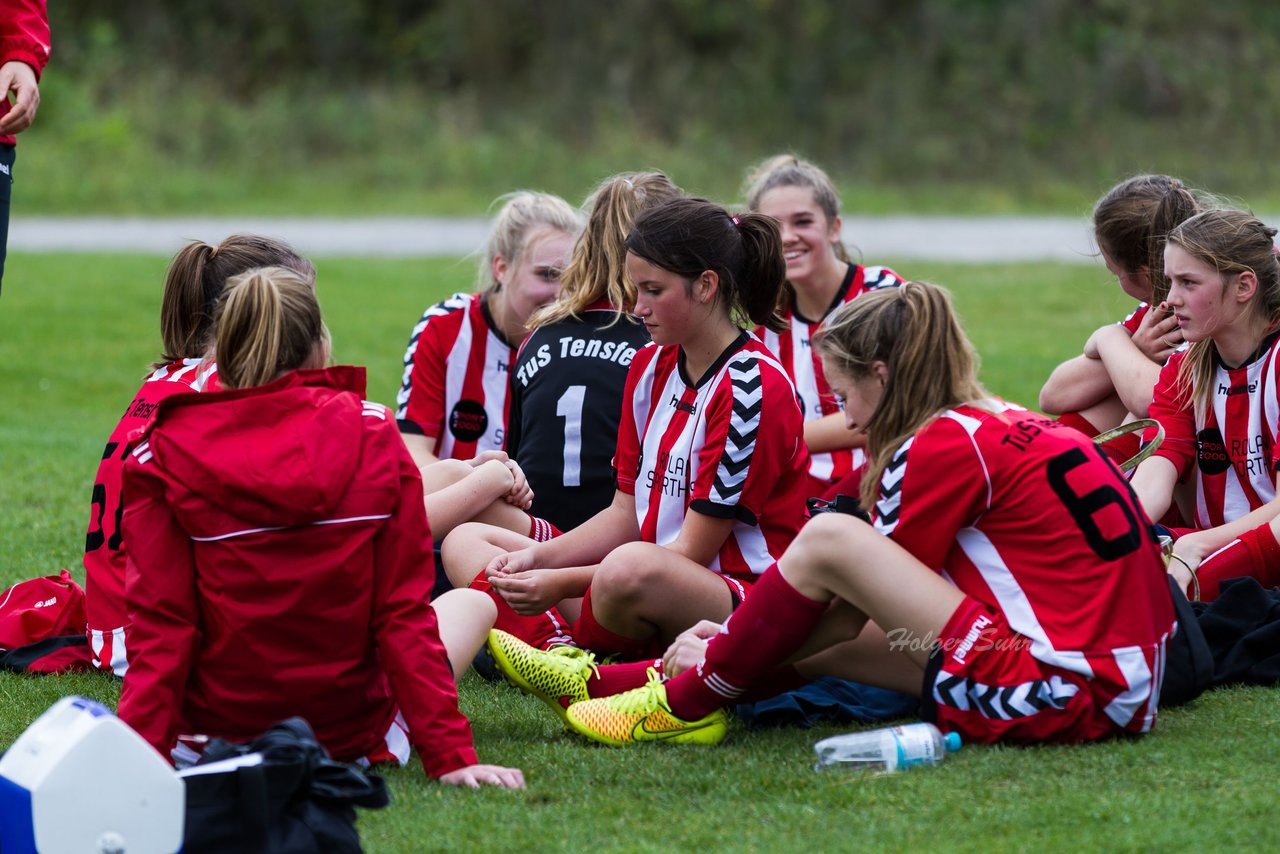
[489,570,563,615]
[437,764,526,789]
[1131,302,1182,363]
[476,459,516,494]
[485,548,537,579]
[662,619,722,678]
[468,450,510,466]
[503,460,533,508]
[1168,533,1208,597]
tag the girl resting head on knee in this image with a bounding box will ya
[558,281,1175,749]
[116,266,523,788]
[1040,175,1202,435]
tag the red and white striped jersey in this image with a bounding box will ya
[614,333,809,582]
[84,358,219,676]
[755,263,903,486]
[1147,334,1280,529]
[873,401,1174,733]
[395,292,515,461]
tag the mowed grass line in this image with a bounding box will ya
[2,253,1276,852]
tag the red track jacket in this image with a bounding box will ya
[0,0,50,146]
[116,366,478,778]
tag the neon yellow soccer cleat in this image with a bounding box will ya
[486,629,598,724]
[565,668,728,746]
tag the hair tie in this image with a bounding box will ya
[731,215,741,228]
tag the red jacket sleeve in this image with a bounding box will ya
[371,438,478,778]
[115,457,199,761]
[0,0,50,77]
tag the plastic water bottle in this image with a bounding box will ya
[813,722,961,773]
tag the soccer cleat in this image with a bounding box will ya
[487,629,598,724]
[565,668,728,747]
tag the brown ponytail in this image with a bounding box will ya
[625,197,788,332]
[1093,175,1201,305]
[152,234,315,372]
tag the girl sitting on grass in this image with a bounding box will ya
[85,234,314,677]
[117,266,523,788]
[396,190,582,547]
[445,197,809,700]
[463,172,682,650]
[745,155,904,498]
[1040,175,1201,456]
[1132,209,1280,601]
[498,281,1175,747]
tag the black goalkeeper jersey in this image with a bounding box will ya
[508,304,650,530]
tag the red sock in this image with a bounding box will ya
[527,515,561,543]
[664,564,825,720]
[1196,524,1280,601]
[469,573,573,649]
[734,665,810,704]
[588,659,662,696]
[571,587,652,660]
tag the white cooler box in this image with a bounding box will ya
[0,696,184,854]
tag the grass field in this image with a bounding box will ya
[2,253,1277,852]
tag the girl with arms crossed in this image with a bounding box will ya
[1040,175,1200,442]
[397,190,580,468]
[396,192,582,545]
[118,267,523,788]
[557,281,1173,747]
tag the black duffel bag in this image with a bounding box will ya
[180,716,390,854]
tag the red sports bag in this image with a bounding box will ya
[0,570,93,673]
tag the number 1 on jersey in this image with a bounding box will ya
[557,385,586,487]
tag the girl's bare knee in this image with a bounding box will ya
[436,587,497,623]
[594,542,664,603]
[421,457,472,492]
[440,522,491,585]
[792,513,870,563]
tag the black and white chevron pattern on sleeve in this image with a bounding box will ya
[709,357,763,506]
[863,265,904,290]
[872,437,912,534]
[395,292,470,418]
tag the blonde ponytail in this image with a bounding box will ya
[215,266,326,389]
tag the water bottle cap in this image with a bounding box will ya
[944,731,962,752]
